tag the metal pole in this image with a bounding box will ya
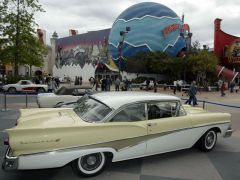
[25,91,28,108]
[4,92,7,111]
[203,101,205,109]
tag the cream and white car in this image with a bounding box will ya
[37,86,94,108]
[3,92,232,177]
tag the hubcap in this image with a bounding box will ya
[205,131,215,148]
[80,153,102,171]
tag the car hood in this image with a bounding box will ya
[14,108,82,129]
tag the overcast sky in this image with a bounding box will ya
[35,0,240,47]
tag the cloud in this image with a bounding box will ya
[35,0,240,47]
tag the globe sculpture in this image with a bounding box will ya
[108,2,186,68]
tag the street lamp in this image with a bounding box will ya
[57,45,62,67]
[118,26,131,79]
[180,14,192,81]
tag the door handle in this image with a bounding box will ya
[147,122,157,126]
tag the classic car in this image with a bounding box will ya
[37,86,94,108]
[2,92,233,177]
[139,80,154,90]
[2,80,48,93]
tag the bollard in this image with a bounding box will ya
[26,91,28,108]
[203,101,205,109]
[4,92,7,111]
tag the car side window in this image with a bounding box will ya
[111,103,145,122]
[21,81,29,85]
[148,101,179,120]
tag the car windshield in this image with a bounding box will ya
[74,96,112,122]
[55,87,74,95]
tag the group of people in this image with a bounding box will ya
[32,76,60,92]
[74,76,83,86]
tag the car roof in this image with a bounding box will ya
[90,91,180,109]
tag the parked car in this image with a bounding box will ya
[139,80,154,90]
[37,85,94,108]
[2,80,47,93]
[3,92,232,177]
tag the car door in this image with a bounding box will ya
[105,103,148,161]
[20,80,32,91]
[146,101,192,155]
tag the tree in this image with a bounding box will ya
[1,0,45,76]
[187,51,218,85]
[125,51,184,81]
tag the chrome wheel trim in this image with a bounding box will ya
[78,152,105,175]
[205,131,216,149]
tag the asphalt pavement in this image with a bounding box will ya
[0,89,240,180]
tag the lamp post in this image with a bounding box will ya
[180,14,192,82]
[118,27,131,79]
[57,45,62,67]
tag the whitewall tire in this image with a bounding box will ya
[198,129,217,152]
[72,152,106,177]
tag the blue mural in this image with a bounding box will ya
[108,2,186,63]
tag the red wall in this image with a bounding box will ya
[214,18,240,65]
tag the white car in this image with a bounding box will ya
[140,80,154,90]
[37,86,94,108]
[2,80,48,93]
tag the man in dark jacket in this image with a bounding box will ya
[185,81,197,106]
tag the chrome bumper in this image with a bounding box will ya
[223,128,233,138]
[2,147,18,170]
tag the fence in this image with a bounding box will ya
[181,98,240,109]
[0,91,40,111]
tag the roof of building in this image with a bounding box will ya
[56,28,111,48]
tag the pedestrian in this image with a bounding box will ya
[95,77,99,91]
[234,83,239,93]
[185,81,197,106]
[230,81,235,93]
[153,80,157,93]
[79,76,82,85]
[48,78,57,92]
[115,77,121,91]
[220,82,226,96]
[146,79,150,91]
[173,80,177,94]
[106,77,111,91]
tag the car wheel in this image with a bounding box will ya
[198,129,217,152]
[37,88,45,93]
[72,152,107,177]
[8,87,16,93]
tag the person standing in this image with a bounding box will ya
[153,80,157,93]
[185,81,197,106]
[220,82,226,96]
[95,77,99,91]
[234,83,239,93]
[173,80,177,94]
[146,79,150,91]
[115,77,121,91]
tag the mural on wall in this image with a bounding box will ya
[225,40,240,64]
[55,29,111,69]
[55,40,108,69]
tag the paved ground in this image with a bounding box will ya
[0,89,240,180]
